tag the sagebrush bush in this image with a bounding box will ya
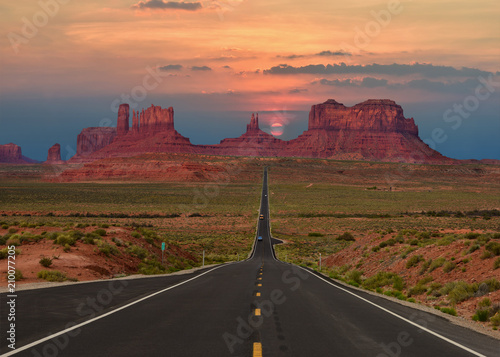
[336,232,355,241]
[37,270,67,282]
[39,257,53,268]
[406,255,424,269]
[443,261,456,273]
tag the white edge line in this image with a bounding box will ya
[299,266,487,357]
[3,264,229,356]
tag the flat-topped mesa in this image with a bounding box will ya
[246,113,259,132]
[308,99,418,135]
[139,105,174,133]
[117,104,130,137]
[0,143,23,163]
[46,143,62,163]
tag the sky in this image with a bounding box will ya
[0,0,499,161]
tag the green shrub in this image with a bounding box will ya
[138,259,166,275]
[476,235,491,246]
[406,255,424,269]
[37,270,67,282]
[54,235,77,246]
[467,244,480,254]
[440,307,457,316]
[6,238,20,247]
[1,224,9,229]
[491,312,500,326]
[478,298,491,308]
[8,228,18,234]
[483,278,500,292]
[0,248,20,259]
[336,232,355,241]
[481,250,493,259]
[419,259,432,275]
[428,257,446,272]
[408,284,428,296]
[39,257,53,268]
[93,229,107,237]
[346,270,363,285]
[442,281,477,305]
[465,232,480,239]
[363,272,405,291]
[131,231,142,239]
[99,223,110,228]
[308,232,324,237]
[126,245,149,260]
[7,269,24,281]
[443,261,456,273]
[485,242,500,256]
[494,257,500,270]
[97,241,120,257]
[473,310,489,322]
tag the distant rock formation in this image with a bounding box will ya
[45,143,64,164]
[0,143,37,164]
[117,104,130,137]
[64,99,457,165]
[84,105,195,160]
[284,99,450,163]
[70,127,117,162]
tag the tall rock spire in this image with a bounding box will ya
[117,104,130,137]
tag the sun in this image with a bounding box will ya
[270,122,284,137]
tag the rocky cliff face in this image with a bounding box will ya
[0,143,23,163]
[64,99,453,165]
[283,99,449,163]
[117,104,130,137]
[72,127,117,161]
[308,99,418,135]
[45,143,63,164]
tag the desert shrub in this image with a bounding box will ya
[308,232,324,237]
[408,284,427,296]
[93,229,107,237]
[2,224,9,229]
[476,235,491,246]
[419,259,432,275]
[131,231,142,239]
[336,232,355,241]
[99,223,110,228]
[363,272,405,291]
[478,298,491,308]
[485,242,500,256]
[39,257,53,268]
[467,244,480,254]
[494,258,500,270]
[0,248,20,259]
[138,259,166,275]
[443,261,456,273]
[346,270,363,285]
[6,269,24,281]
[126,245,149,260]
[428,257,446,272]
[75,223,89,228]
[67,230,84,240]
[427,282,443,297]
[6,237,21,247]
[379,239,397,248]
[54,235,76,246]
[97,241,120,257]
[406,255,424,269]
[371,246,381,252]
[473,310,490,322]
[483,278,500,292]
[465,232,481,239]
[440,307,457,316]
[401,247,417,259]
[491,313,500,326]
[408,239,419,246]
[437,235,456,246]
[441,281,477,305]
[37,270,67,282]
[481,250,493,260]
[417,232,431,240]
[8,228,18,234]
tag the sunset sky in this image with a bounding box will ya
[1,0,499,161]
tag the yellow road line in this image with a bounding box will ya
[257,283,262,287]
[253,342,263,357]
[256,292,261,297]
[258,277,262,280]
[255,308,261,316]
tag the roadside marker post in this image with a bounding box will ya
[319,253,322,271]
[203,250,205,267]
[161,242,166,266]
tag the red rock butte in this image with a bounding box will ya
[69,99,455,164]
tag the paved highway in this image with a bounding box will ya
[1,168,499,356]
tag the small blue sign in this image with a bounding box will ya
[161,242,166,251]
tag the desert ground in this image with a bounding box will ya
[0,154,499,332]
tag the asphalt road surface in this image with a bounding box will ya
[1,168,499,356]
